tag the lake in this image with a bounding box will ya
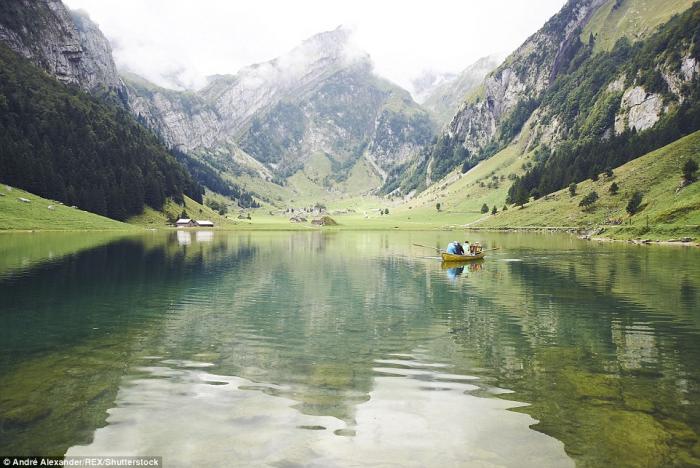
[1,230,699,467]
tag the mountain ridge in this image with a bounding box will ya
[125,27,437,204]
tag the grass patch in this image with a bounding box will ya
[0,184,136,231]
[475,130,700,240]
[582,0,694,53]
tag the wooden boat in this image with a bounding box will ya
[441,252,485,262]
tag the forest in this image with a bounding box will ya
[0,44,202,220]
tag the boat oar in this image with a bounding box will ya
[412,243,444,252]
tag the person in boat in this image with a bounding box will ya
[469,242,482,255]
[463,240,471,255]
[446,241,464,255]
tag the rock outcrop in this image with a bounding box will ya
[0,0,124,95]
[445,0,608,155]
[614,86,663,134]
[124,73,225,152]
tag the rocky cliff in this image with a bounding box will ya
[125,73,225,153]
[445,0,607,157]
[0,0,124,95]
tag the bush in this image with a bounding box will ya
[481,203,489,214]
[683,158,698,182]
[205,198,228,215]
[579,191,599,209]
[491,205,498,214]
[626,191,643,215]
[609,182,619,194]
[569,182,577,197]
[436,202,441,212]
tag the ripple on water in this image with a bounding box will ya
[64,357,572,467]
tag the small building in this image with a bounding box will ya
[175,218,196,228]
[195,220,214,227]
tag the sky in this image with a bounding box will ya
[63,0,567,94]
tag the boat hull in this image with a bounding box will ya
[441,252,485,262]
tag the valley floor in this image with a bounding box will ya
[3,131,699,244]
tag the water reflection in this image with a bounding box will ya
[0,231,698,466]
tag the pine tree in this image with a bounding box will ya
[626,191,643,215]
[683,158,698,183]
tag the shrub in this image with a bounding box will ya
[626,191,643,215]
[481,203,489,214]
[609,182,619,195]
[683,158,698,183]
[436,202,441,212]
[491,205,498,214]
[579,191,599,209]
[569,182,577,197]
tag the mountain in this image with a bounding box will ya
[0,43,203,219]
[0,0,206,220]
[384,0,699,242]
[417,56,500,126]
[0,0,125,98]
[405,0,696,194]
[411,70,457,104]
[126,27,436,202]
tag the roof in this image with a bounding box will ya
[196,220,214,226]
[175,218,192,223]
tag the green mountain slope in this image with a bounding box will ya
[582,0,695,53]
[475,130,700,239]
[0,184,135,231]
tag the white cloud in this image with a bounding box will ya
[64,0,566,93]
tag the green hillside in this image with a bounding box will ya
[0,184,136,231]
[127,194,237,228]
[582,0,694,53]
[474,131,700,240]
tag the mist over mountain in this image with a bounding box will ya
[126,26,436,200]
[418,56,501,127]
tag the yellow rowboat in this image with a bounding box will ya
[441,252,485,262]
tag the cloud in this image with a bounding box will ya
[63,0,566,94]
